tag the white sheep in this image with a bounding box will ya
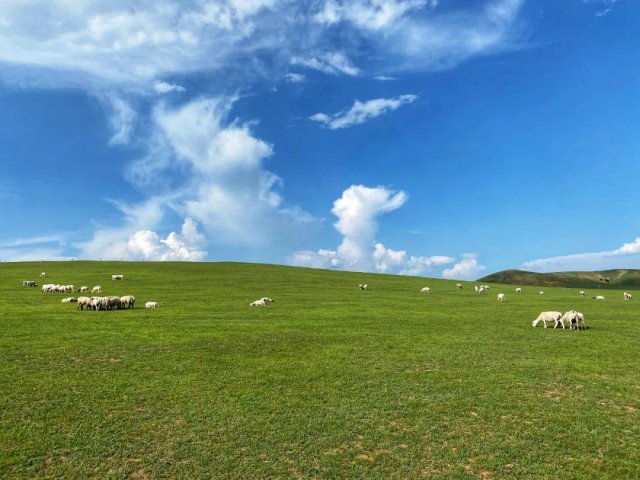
[497,293,505,302]
[483,285,491,290]
[455,283,463,289]
[39,272,46,278]
[624,292,632,301]
[80,286,88,293]
[250,299,267,307]
[111,274,124,280]
[260,297,275,304]
[22,280,38,287]
[145,301,159,309]
[579,291,587,297]
[420,287,431,294]
[560,310,586,330]
[532,311,563,329]
[358,284,368,291]
[92,286,102,294]
[120,295,136,309]
[478,286,486,294]
[474,285,479,292]
[593,295,605,300]
[515,287,522,294]
[61,297,77,303]
[539,291,544,295]
[77,297,92,310]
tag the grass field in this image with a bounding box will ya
[0,261,638,479]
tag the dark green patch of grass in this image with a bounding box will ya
[0,261,638,478]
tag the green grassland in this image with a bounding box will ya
[0,261,638,479]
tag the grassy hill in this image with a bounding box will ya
[1,261,638,478]
[479,268,640,289]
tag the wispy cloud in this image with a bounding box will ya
[310,94,417,129]
[291,52,360,76]
[153,81,186,94]
[522,237,640,272]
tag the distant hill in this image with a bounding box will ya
[478,269,640,289]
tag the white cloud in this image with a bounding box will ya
[442,253,486,280]
[124,218,206,261]
[291,52,361,76]
[290,184,455,275]
[374,75,395,81]
[315,0,436,31]
[103,94,136,145]
[284,72,306,83]
[310,94,417,129]
[153,81,186,94]
[522,237,640,272]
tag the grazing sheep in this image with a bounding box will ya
[474,285,479,292]
[478,286,486,294]
[532,311,563,329]
[456,283,463,289]
[77,297,92,310]
[420,287,431,294]
[63,285,74,293]
[624,292,633,301]
[483,285,491,290]
[515,287,522,294]
[560,310,586,330]
[108,296,122,310]
[145,301,159,309]
[111,274,124,280]
[92,286,102,294]
[539,291,544,295]
[120,295,136,309]
[22,280,38,287]
[579,291,587,297]
[61,297,77,303]
[497,293,505,302]
[593,295,605,300]
[39,272,46,278]
[250,299,267,307]
[358,284,368,291]
[79,286,88,293]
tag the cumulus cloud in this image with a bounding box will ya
[310,94,417,129]
[124,218,206,261]
[522,237,640,272]
[442,253,486,280]
[153,81,186,94]
[290,185,455,275]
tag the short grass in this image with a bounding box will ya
[0,261,638,479]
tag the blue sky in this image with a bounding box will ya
[1,0,639,278]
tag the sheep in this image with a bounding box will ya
[145,301,159,309]
[474,285,479,292]
[120,295,136,309]
[111,274,124,281]
[539,291,544,295]
[579,291,587,297]
[260,297,275,304]
[624,292,633,301]
[92,286,102,294]
[63,285,74,293]
[42,283,54,292]
[515,287,522,294]
[483,285,491,290]
[22,280,38,287]
[61,297,77,303]
[420,287,431,294]
[532,311,563,329]
[456,283,463,289]
[478,286,486,294]
[497,293,505,302]
[250,299,267,307]
[79,286,88,293]
[593,295,605,300]
[560,310,586,330]
[39,272,46,278]
[358,284,368,291]
[77,297,92,310]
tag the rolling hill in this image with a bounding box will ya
[479,268,640,289]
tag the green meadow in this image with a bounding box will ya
[0,261,638,479]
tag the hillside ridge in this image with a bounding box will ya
[479,268,640,289]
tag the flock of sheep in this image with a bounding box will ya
[21,272,160,310]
